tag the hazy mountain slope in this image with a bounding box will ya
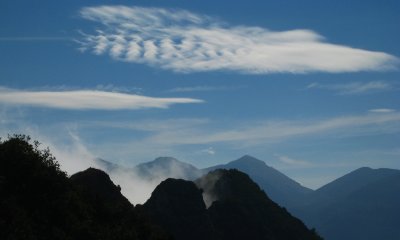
[205,155,312,208]
[297,167,400,240]
[135,157,203,181]
[312,167,400,204]
[95,158,123,172]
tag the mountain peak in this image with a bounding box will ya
[353,166,373,172]
[135,157,202,181]
[153,156,180,164]
[233,155,266,166]
[315,166,400,200]
[204,155,312,208]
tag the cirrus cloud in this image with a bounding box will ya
[78,5,399,74]
[0,87,203,110]
[307,81,395,95]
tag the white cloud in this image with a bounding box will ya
[82,112,400,159]
[0,87,203,110]
[369,108,396,113]
[274,154,312,167]
[200,147,216,155]
[307,81,395,95]
[79,5,398,74]
[167,85,244,93]
[142,112,400,146]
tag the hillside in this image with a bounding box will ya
[143,169,322,240]
[296,167,400,240]
[0,136,171,240]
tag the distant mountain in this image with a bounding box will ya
[95,158,125,172]
[135,157,203,181]
[296,167,400,240]
[312,167,400,203]
[205,155,312,209]
[98,155,400,240]
[143,169,322,240]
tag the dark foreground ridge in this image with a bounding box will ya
[144,169,322,240]
[0,136,171,240]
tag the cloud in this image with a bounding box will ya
[0,37,71,41]
[83,112,400,162]
[369,108,396,113]
[0,87,203,110]
[141,112,400,146]
[0,119,193,204]
[200,147,216,155]
[79,5,398,74]
[306,81,394,95]
[167,85,244,93]
[274,154,312,167]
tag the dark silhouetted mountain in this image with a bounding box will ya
[143,169,322,240]
[296,167,400,240]
[143,178,218,240]
[135,157,202,181]
[205,155,312,209]
[70,168,132,212]
[0,135,171,240]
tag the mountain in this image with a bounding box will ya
[135,157,203,181]
[205,155,312,209]
[95,158,123,172]
[0,136,171,240]
[296,167,400,240]
[312,167,400,203]
[142,178,218,240]
[143,169,322,240]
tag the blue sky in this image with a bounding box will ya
[1,0,400,188]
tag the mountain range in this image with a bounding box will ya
[143,169,321,240]
[96,155,400,240]
[0,136,320,240]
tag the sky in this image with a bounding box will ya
[1,0,400,189]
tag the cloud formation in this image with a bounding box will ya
[79,6,398,74]
[0,87,203,110]
[83,112,400,162]
[369,108,396,113]
[168,85,243,93]
[142,112,400,145]
[274,154,312,167]
[307,81,395,95]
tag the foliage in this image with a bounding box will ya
[0,135,171,240]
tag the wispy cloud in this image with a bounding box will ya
[95,84,143,94]
[0,87,203,110]
[274,154,312,167]
[369,108,396,113]
[78,6,398,74]
[0,37,72,42]
[307,81,395,95]
[167,85,244,93]
[144,112,400,145]
[76,111,400,166]
[200,147,216,155]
